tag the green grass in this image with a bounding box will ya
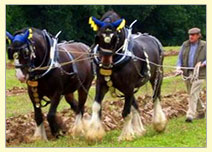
[10,117,206,147]
[163,46,180,52]
[6,76,187,119]
[6,69,26,90]
[163,55,178,74]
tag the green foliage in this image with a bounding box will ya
[6,5,206,46]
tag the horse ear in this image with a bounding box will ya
[89,16,105,31]
[22,29,30,41]
[6,31,14,44]
[112,19,126,31]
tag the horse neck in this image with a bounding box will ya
[116,29,126,51]
[32,34,50,67]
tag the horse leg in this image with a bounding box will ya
[150,69,167,132]
[131,96,146,137]
[119,94,140,141]
[28,90,47,141]
[47,93,61,137]
[84,78,108,141]
[65,93,78,113]
[70,87,88,137]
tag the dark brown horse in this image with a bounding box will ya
[6,28,94,140]
[85,11,167,141]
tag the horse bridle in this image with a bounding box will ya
[11,34,50,80]
[12,40,36,70]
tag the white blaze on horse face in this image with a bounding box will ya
[14,59,26,82]
[33,122,48,141]
[153,98,167,132]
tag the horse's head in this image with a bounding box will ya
[6,28,34,82]
[89,11,126,67]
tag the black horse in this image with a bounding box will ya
[6,28,94,140]
[85,11,167,141]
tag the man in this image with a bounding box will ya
[176,27,206,122]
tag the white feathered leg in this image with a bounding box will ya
[118,112,135,141]
[131,106,146,136]
[85,102,105,141]
[118,106,146,141]
[33,122,48,141]
[153,98,167,132]
[70,113,85,137]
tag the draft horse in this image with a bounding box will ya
[6,28,94,140]
[85,11,167,141]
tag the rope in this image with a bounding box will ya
[115,52,195,70]
[181,62,201,82]
[30,56,93,71]
[115,52,201,82]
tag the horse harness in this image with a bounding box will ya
[93,27,162,98]
[13,29,78,108]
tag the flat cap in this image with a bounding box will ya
[188,27,201,34]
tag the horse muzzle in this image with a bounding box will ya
[15,68,26,83]
[100,55,113,69]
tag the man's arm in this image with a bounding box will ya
[201,60,206,67]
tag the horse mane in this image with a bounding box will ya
[14,27,42,36]
[101,10,121,22]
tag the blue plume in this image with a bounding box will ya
[92,17,106,27]
[111,19,123,27]
[13,29,29,43]
[6,31,14,41]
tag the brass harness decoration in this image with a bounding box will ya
[27,80,41,108]
[99,67,122,98]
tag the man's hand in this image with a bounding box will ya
[200,63,206,67]
[175,67,183,76]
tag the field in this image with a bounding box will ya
[6,46,207,147]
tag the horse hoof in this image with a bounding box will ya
[85,122,105,142]
[134,128,146,137]
[69,125,85,137]
[118,132,135,141]
[31,135,48,142]
[153,119,168,132]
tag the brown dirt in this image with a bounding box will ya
[6,90,206,146]
[6,87,27,97]
[164,50,179,57]
[6,62,14,69]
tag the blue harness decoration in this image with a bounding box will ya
[89,16,126,32]
[6,29,33,44]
